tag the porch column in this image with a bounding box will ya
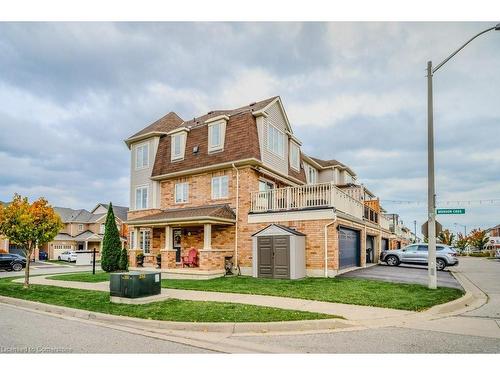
[85,241,88,250]
[164,225,172,250]
[134,227,139,249]
[203,224,212,250]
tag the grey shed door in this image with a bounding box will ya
[257,236,290,279]
[339,227,360,269]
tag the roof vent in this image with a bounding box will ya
[249,102,256,106]
[193,145,199,154]
[208,111,214,114]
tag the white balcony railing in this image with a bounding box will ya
[250,182,364,219]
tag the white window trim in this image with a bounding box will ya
[78,224,84,232]
[134,142,149,170]
[139,229,151,254]
[135,185,149,210]
[289,142,300,172]
[211,175,229,199]
[267,123,285,159]
[171,132,186,161]
[208,121,226,153]
[174,182,189,204]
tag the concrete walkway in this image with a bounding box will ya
[18,275,414,322]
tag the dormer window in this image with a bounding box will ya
[267,123,284,158]
[208,121,226,153]
[135,143,149,169]
[290,142,300,171]
[170,131,187,161]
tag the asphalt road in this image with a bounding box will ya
[339,263,462,289]
[0,304,212,353]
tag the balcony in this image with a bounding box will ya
[250,182,364,219]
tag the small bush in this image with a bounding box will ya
[468,252,490,257]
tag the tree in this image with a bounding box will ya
[119,247,128,271]
[0,194,62,288]
[468,229,489,251]
[438,229,455,246]
[100,203,122,272]
[454,233,469,253]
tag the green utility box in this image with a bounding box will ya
[109,271,161,299]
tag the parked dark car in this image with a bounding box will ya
[0,253,27,272]
[39,251,48,261]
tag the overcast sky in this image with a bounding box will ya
[1,22,499,234]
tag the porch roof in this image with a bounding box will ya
[126,204,236,226]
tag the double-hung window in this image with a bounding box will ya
[307,166,318,184]
[139,230,151,254]
[208,121,225,152]
[211,175,229,199]
[290,142,300,171]
[135,143,149,169]
[171,133,186,161]
[267,123,284,157]
[175,182,189,203]
[135,186,148,209]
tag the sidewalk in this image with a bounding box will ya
[18,275,413,322]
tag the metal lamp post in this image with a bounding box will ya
[427,23,500,289]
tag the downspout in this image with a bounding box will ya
[324,216,336,278]
[232,163,240,272]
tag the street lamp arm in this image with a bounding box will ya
[432,26,497,74]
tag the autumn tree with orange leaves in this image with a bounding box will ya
[0,194,62,288]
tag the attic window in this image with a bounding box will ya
[290,142,300,171]
[171,132,186,161]
[208,121,226,153]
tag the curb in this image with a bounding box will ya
[0,295,355,334]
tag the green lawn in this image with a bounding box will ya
[0,277,334,322]
[163,276,463,311]
[43,272,463,311]
[48,271,110,283]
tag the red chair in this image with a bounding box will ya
[181,248,199,268]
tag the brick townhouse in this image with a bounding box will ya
[125,96,407,279]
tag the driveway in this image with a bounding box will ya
[339,263,462,289]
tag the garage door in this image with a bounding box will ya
[339,227,360,269]
[257,236,290,279]
[52,244,73,259]
[9,244,25,256]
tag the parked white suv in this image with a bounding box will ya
[58,251,77,262]
[380,243,459,271]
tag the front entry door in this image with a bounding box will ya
[173,229,182,263]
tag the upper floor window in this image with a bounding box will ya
[212,175,229,199]
[267,124,284,157]
[78,224,84,232]
[307,166,318,184]
[208,121,225,153]
[135,143,149,169]
[100,224,105,234]
[175,182,189,203]
[135,186,148,210]
[171,133,186,161]
[289,142,300,171]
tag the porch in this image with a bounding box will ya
[126,204,236,275]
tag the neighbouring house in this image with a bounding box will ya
[125,96,407,279]
[39,203,129,260]
[486,224,500,249]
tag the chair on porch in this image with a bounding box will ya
[181,248,199,268]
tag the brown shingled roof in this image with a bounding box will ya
[126,204,236,224]
[309,156,356,176]
[128,112,184,140]
[150,98,279,178]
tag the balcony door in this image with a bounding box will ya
[258,180,275,211]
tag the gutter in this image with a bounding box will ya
[324,215,337,278]
[232,163,240,272]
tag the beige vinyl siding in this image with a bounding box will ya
[318,168,334,183]
[260,102,289,176]
[130,137,160,210]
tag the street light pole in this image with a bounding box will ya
[426,23,499,289]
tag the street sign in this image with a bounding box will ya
[421,220,443,238]
[436,208,465,215]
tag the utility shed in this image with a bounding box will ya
[252,224,306,280]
